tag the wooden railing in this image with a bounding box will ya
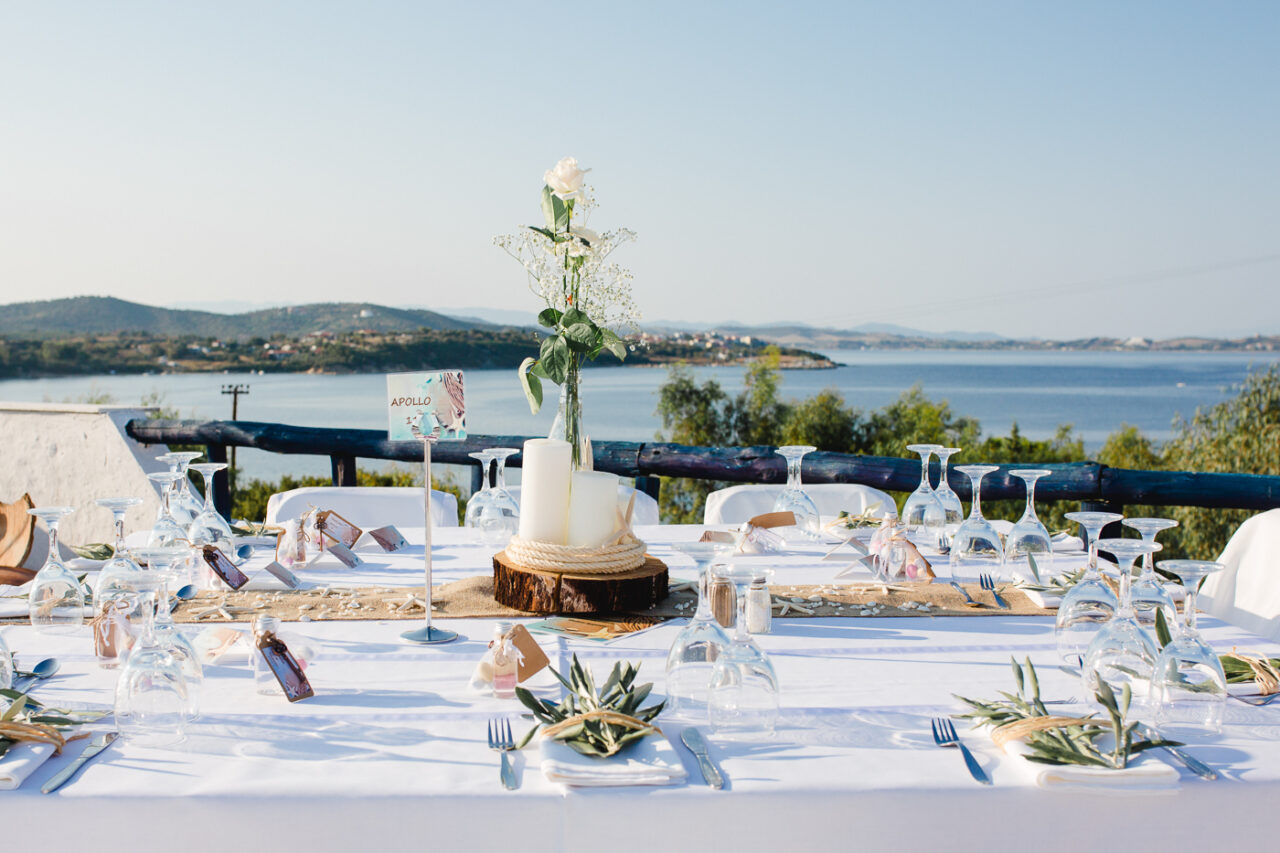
[125,418,1280,521]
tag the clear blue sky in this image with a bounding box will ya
[2,1,1277,339]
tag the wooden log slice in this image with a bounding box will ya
[492,551,668,614]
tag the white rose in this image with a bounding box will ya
[570,226,599,245]
[544,156,590,200]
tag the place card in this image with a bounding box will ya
[367,525,408,552]
[326,543,363,568]
[203,545,250,590]
[255,631,315,703]
[263,560,304,590]
[747,511,796,529]
[507,624,550,682]
[316,510,363,549]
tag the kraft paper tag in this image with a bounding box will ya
[326,543,363,568]
[748,511,796,529]
[264,560,303,589]
[367,525,408,552]
[507,624,550,682]
[316,510,363,549]
[256,632,315,703]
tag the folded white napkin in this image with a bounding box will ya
[1051,534,1084,552]
[1023,581,1185,610]
[0,742,55,791]
[539,733,688,787]
[1001,738,1179,794]
[0,583,30,619]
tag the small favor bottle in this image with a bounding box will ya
[491,621,517,699]
[746,575,772,634]
[252,615,283,695]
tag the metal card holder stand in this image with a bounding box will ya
[401,433,460,644]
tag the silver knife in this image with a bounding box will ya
[42,732,117,794]
[680,727,725,789]
[1140,725,1217,781]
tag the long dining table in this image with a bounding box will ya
[3,524,1278,852]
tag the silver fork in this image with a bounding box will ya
[1230,692,1280,707]
[979,574,1010,609]
[931,717,991,785]
[488,718,518,790]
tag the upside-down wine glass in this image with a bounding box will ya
[932,447,965,546]
[1005,469,1054,581]
[709,563,780,739]
[94,497,144,614]
[133,545,203,720]
[188,462,234,565]
[26,506,84,634]
[1054,511,1122,663]
[113,588,189,747]
[464,450,499,528]
[1151,559,1228,735]
[1081,539,1162,703]
[485,448,521,541]
[147,471,189,548]
[665,541,735,721]
[949,465,1004,580]
[158,451,205,528]
[1122,518,1179,628]
[772,445,820,542]
[901,444,945,546]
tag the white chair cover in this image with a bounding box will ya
[264,486,459,529]
[1200,508,1280,642]
[703,482,897,525]
[506,484,660,526]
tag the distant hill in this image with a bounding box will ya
[0,296,491,339]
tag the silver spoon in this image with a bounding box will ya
[168,583,198,612]
[12,657,60,692]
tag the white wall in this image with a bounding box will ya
[0,402,171,549]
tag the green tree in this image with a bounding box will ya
[779,389,857,453]
[852,386,981,457]
[232,466,466,525]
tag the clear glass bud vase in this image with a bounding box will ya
[548,360,591,470]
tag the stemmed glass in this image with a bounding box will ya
[147,471,190,548]
[1054,511,1122,663]
[1081,539,1161,703]
[773,445,820,542]
[932,447,965,545]
[133,546,203,720]
[487,448,520,536]
[465,449,520,545]
[949,465,1004,580]
[188,462,234,562]
[709,563,780,739]
[94,497,144,613]
[665,541,734,721]
[1005,469,1054,581]
[1151,559,1228,734]
[1122,518,1179,628]
[464,450,499,527]
[26,506,84,634]
[113,588,189,747]
[0,630,12,690]
[901,444,945,546]
[158,451,205,526]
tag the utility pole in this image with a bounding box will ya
[221,384,249,475]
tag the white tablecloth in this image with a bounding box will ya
[3,526,1278,852]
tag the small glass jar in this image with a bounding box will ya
[252,616,282,695]
[746,577,772,634]
[711,576,735,629]
[491,622,517,699]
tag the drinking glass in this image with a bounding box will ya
[188,462,234,564]
[1081,539,1161,703]
[1151,559,1227,735]
[932,447,965,545]
[1054,511,1123,663]
[113,589,189,747]
[709,564,780,739]
[1121,518,1179,629]
[485,448,521,541]
[901,444,945,546]
[26,506,84,634]
[772,445,820,542]
[133,546,203,720]
[146,471,190,548]
[94,497,144,614]
[158,451,205,527]
[0,630,12,690]
[665,541,734,721]
[464,450,499,528]
[949,465,1004,580]
[1005,469,1053,581]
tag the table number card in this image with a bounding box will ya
[386,370,466,441]
[263,560,304,590]
[326,542,363,568]
[367,525,408,552]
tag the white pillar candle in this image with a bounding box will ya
[517,439,572,545]
[567,471,620,547]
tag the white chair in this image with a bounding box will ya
[263,486,459,529]
[506,484,661,526]
[703,483,897,526]
[1199,508,1280,642]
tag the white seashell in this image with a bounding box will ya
[806,594,823,602]
[299,615,312,622]
[859,609,872,617]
